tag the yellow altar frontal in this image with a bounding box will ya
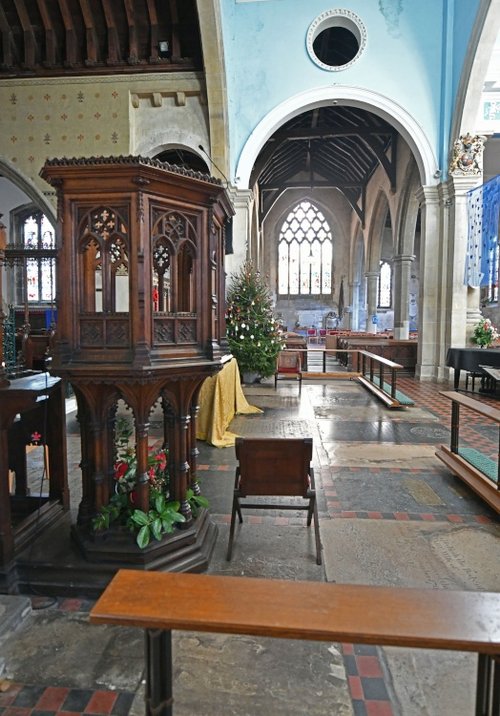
[196,358,263,447]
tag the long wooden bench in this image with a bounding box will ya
[90,569,500,716]
[436,390,500,513]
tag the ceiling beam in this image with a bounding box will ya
[123,0,139,64]
[168,0,181,61]
[270,126,393,141]
[145,0,159,62]
[100,0,120,65]
[261,181,364,191]
[359,133,398,191]
[13,0,37,68]
[57,0,78,67]
[0,6,16,69]
[78,0,99,66]
[35,0,57,67]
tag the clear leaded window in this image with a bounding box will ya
[377,260,392,309]
[278,201,333,295]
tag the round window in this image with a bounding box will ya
[307,9,366,71]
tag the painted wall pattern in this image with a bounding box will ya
[0,72,208,201]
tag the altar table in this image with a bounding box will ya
[196,358,262,447]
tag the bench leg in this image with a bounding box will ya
[475,653,499,716]
[145,629,173,716]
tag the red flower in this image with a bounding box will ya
[114,460,128,480]
[31,431,42,444]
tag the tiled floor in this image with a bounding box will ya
[1,365,499,715]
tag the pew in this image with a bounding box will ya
[90,570,500,716]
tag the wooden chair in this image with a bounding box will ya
[226,437,322,564]
[274,350,302,388]
[306,328,317,344]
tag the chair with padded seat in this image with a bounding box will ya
[226,437,322,565]
[274,350,302,389]
[307,328,318,344]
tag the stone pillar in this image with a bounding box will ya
[350,280,360,330]
[444,175,482,346]
[365,271,379,334]
[415,186,440,379]
[392,254,414,340]
[226,188,254,279]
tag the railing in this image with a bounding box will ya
[90,569,500,716]
[356,350,410,408]
[281,347,411,408]
[436,391,500,513]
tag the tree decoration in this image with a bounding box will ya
[225,261,284,378]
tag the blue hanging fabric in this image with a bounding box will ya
[465,174,500,287]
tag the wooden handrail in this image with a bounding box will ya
[440,390,500,424]
[281,347,406,406]
[437,390,500,513]
[90,570,500,716]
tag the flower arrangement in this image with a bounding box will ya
[225,261,284,378]
[471,317,499,348]
[92,416,208,548]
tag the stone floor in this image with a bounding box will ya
[1,369,499,715]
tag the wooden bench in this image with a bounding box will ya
[90,570,500,716]
[436,390,500,513]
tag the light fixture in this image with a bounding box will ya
[158,41,169,58]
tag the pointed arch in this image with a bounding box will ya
[366,190,392,271]
[0,157,56,226]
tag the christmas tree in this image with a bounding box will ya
[225,261,283,378]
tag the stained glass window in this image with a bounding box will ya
[13,211,56,305]
[377,260,392,308]
[278,201,333,295]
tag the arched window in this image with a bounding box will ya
[278,201,333,295]
[8,208,56,306]
[377,260,392,308]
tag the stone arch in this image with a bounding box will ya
[451,0,499,141]
[366,189,392,272]
[394,161,421,257]
[0,157,56,226]
[235,86,438,190]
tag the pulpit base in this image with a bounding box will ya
[1,509,218,598]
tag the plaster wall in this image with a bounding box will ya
[221,0,481,179]
[0,72,210,202]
